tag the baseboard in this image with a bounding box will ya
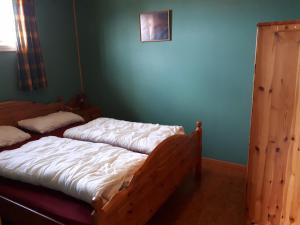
[202,157,246,172]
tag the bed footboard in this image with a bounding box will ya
[92,121,202,225]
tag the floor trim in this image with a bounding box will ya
[202,157,246,172]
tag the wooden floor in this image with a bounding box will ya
[146,158,246,225]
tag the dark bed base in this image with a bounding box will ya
[1,196,63,225]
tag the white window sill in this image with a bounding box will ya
[0,45,17,52]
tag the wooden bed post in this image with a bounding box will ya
[195,121,202,178]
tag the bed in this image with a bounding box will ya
[0,100,202,225]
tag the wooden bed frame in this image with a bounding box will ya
[0,101,202,225]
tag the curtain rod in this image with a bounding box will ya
[72,0,84,93]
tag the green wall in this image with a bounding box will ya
[0,0,81,103]
[77,0,299,164]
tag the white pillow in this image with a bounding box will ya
[0,126,31,147]
[18,111,84,134]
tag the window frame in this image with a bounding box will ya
[0,45,17,52]
[0,0,17,52]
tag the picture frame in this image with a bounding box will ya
[139,10,172,42]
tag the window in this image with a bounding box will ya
[0,0,17,51]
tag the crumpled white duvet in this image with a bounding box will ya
[0,136,147,205]
[64,117,185,154]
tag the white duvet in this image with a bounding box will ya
[0,136,147,205]
[64,117,185,154]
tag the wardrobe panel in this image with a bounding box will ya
[247,22,300,225]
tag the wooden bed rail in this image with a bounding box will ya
[92,121,202,225]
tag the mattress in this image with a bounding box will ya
[64,117,185,154]
[0,136,147,205]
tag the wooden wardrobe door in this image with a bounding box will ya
[247,22,300,225]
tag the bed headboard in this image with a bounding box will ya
[0,101,64,126]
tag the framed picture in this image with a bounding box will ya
[139,10,172,42]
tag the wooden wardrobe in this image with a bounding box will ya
[247,21,300,225]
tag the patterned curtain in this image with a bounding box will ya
[14,0,47,91]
